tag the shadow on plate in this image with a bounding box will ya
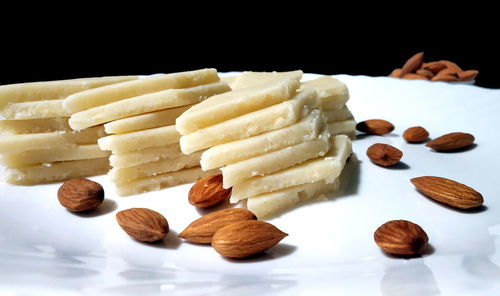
[71,199,118,218]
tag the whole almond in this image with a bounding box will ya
[403,126,429,143]
[212,220,288,259]
[116,208,169,242]
[57,178,104,212]
[189,174,232,208]
[422,62,447,74]
[401,52,424,76]
[178,208,257,243]
[426,132,474,151]
[374,220,429,255]
[366,143,402,167]
[356,119,395,135]
[389,68,403,78]
[411,176,483,209]
[402,73,429,80]
[458,70,479,81]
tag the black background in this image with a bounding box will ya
[1,11,498,89]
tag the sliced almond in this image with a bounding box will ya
[411,176,483,209]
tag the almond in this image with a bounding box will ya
[116,208,169,242]
[431,73,459,82]
[374,220,429,255]
[366,143,402,167]
[389,68,402,78]
[188,174,232,208]
[426,132,474,151]
[178,208,257,243]
[57,178,104,212]
[389,68,403,78]
[403,126,429,143]
[401,52,424,76]
[422,62,447,74]
[356,119,395,135]
[402,73,429,80]
[411,176,483,209]
[416,69,435,79]
[458,70,479,81]
[211,220,288,259]
[439,60,463,73]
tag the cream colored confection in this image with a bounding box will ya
[176,72,302,135]
[69,81,230,130]
[0,144,109,167]
[0,99,70,119]
[0,75,138,109]
[246,178,341,219]
[3,157,110,185]
[0,117,71,135]
[179,89,320,154]
[200,109,325,170]
[220,75,239,88]
[108,143,183,169]
[104,105,192,134]
[230,135,352,203]
[0,125,106,154]
[114,166,219,196]
[109,150,203,184]
[323,106,353,123]
[63,69,220,113]
[221,128,331,188]
[299,76,349,110]
[98,125,180,154]
[326,119,357,137]
[229,70,303,90]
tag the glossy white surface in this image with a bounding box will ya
[1,73,500,295]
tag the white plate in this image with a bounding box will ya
[1,73,500,295]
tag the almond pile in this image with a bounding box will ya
[389,52,479,82]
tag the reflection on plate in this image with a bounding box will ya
[1,73,500,295]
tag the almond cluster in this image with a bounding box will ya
[390,52,479,82]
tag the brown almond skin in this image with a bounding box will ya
[458,70,479,81]
[422,62,447,74]
[416,68,435,79]
[57,178,104,212]
[403,126,429,143]
[389,68,403,78]
[212,220,288,259]
[356,119,394,135]
[426,132,474,151]
[431,73,459,82]
[189,174,232,208]
[411,176,483,209]
[178,208,257,244]
[401,52,424,76]
[402,73,429,80]
[366,143,402,167]
[116,208,169,242]
[374,220,429,255]
[439,60,463,73]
